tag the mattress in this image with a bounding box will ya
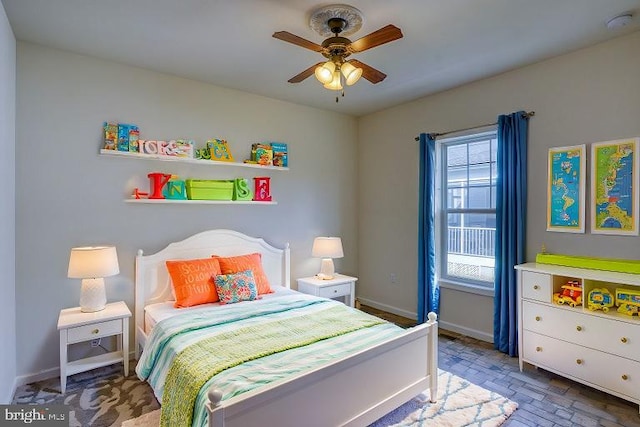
[144,286,298,335]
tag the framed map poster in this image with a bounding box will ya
[547,145,585,233]
[590,138,639,236]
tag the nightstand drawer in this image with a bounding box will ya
[67,319,123,343]
[318,283,351,299]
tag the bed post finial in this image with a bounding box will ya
[427,312,438,324]
[137,249,143,256]
[208,388,223,407]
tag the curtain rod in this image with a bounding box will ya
[413,111,535,141]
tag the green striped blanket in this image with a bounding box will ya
[160,303,386,427]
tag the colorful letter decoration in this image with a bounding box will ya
[253,177,272,202]
[233,178,253,201]
[207,139,234,162]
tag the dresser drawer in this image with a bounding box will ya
[522,301,640,361]
[67,319,123,343]
[318,283,351,299]
[521,271,551,302]
[523,331,640,401]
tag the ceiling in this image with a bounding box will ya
[3,0,640,116]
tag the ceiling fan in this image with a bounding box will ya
[272,4,403,98]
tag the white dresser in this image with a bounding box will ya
[516,262,640,412]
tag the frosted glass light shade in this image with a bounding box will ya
[323,70,343,90]
[341,62,363,86]
[314,61,335,84]
[68,246,120,312]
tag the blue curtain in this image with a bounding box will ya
[418,133,439,322]
[494,111,529,356]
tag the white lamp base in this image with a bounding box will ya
[317,258,336,280]
[80,278,107,312]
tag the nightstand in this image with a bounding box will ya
[57,301,131,393]
[297,274,358,307]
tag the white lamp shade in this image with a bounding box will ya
[68,246,120,278]
[314,61,336,84]
[341,62,363,86]
[323,70,343,90]
[312,237,344,259]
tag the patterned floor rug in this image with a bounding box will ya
[122,370,518,427]
[13,362,516,427]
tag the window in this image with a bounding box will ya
[439,130,497,292]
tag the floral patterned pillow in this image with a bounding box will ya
[213,269,259,304]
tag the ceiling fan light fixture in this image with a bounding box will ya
[341,61,363,86]
[323,70,343,90]
[314,61,336,84]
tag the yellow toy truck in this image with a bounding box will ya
[587,288,614,312]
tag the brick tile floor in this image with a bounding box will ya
[360,305,640,427]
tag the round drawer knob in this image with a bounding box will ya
[92,329,99,334]
[533,285,539,290]
[576,359,583,365]
[535,346,542,352]
[621,337,628,343]
[576,326,582,332]
[535,316,541,321]
[334,290,338,293]
[622,374,629,381]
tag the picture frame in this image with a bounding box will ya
[590,137,639,236]
[547,144,586,233]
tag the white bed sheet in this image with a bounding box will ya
[143,286,299,335]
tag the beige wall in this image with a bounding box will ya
[358,31,640,340]
[15,42,358,381]
[0,1,17,403]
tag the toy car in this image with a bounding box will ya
[587,288,614,312]
[615,288,640,317]
[553,280,582,307]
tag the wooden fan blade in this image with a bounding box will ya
[273,31,323,52]
[348,60,387,84]
[288,62,324,83]
[349,25,403,53]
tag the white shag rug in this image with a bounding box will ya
[123,370,517,427]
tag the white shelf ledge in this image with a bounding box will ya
[100,149,289,171]
[125,199,277,205]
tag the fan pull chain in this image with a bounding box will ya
[336,72,345,103]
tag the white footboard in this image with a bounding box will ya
[206,313,438,427]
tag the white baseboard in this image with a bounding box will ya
[13,350,139,391]
[14,367,59,389]
[438,320,494,343]
[356,297,418,320]
[356,297,494,343]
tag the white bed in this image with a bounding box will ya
[134,229,438,427]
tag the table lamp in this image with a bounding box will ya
[68,246,120,312]
[312,237,344,280]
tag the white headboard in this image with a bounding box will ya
[134,229,290,354]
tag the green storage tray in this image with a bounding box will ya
[186,179,234,200]
[536,253,640,274]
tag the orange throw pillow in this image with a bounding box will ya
[213,253,273,295]
[166,258,222,307]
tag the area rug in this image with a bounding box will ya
[122,369,517,427]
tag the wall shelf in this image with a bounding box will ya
[100,149,289,171]
[124,199,276,205]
